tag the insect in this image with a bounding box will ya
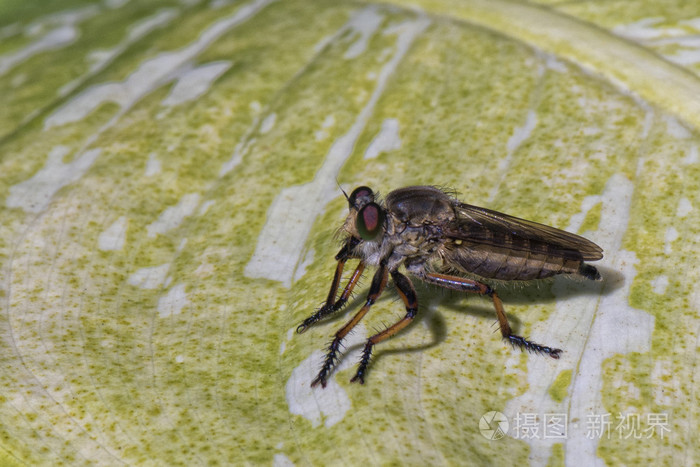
[297,185,603,387]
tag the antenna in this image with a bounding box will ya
[337,179,349,202]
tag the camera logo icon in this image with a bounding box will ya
[479,411,509,440]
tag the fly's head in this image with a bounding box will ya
[344,186,385,240]
[342,186,391,265]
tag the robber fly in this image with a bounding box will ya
[297,185,603,387]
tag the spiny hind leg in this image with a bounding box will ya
[420,273,562,358]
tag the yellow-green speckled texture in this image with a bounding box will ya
[0,0,699,465]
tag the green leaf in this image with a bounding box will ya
[1,0,698,464]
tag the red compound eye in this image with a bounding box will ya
[357,202,385,240]
[348,186,374,209]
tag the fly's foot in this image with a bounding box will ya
[310,339,343,388]
[350,343,373,384]
[296,321,312,334]
[296,307,329,334]
[311,360,333,388]
[297,300,348,334]
[349,373,365,384]
[506,335,562,359]
[310,371,329,388]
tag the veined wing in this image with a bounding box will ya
[443,203,603,261]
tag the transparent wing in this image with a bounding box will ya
[443,203,603,261]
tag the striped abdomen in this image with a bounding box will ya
[441,238,584,281]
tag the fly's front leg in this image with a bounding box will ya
[311,263,388,388]
[351,270,418,384]
[421,273,562,358]
[297,239,363,334]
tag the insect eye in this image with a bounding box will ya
[348,186,374,209]
[356,202,385,241]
